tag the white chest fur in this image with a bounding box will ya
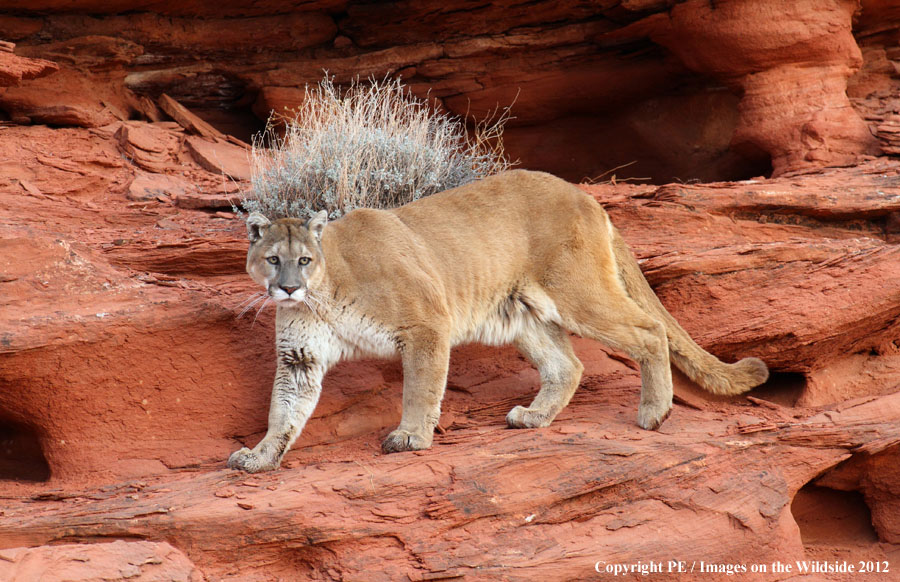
[276,301,399,365]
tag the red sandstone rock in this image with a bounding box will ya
[625,0,882,175]
[2,0,897,182]
[0,43,57,86]
[184,135,251,181]
[127,171,193,201]
[0,1,345,17]
[0,393,897,581]
[116,121,183,173]
[850,1,900,157]
[0,124,261,482]
[0,540,200,582]
[158,94,226,141]
[0,67,127,126]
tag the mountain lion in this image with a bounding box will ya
[227,170,768,472]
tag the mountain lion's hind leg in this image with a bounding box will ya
[382,328,451,453]
[559,292,673,431]
[507,323,584,429]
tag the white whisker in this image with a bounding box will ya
[303,289,326,314]
[251,297,272,327]
[238,293,267,319]
[235,290,266,309]
[235,292,264,308]
[302,296,316,313]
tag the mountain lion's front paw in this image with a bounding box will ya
[226,447,278,473]
[382,428,433,453]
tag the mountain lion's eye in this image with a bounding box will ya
[266,256,279,265]
[298,257,311,266]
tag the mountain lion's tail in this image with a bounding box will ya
[611,229,768,395]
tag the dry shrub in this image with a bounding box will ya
[237,76,514,220]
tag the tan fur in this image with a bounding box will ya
[227,170,768,473]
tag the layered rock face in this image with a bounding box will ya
[632,0,882,175]
[0,0,894,182]
[1,1,900,581]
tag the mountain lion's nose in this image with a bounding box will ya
[281,286,299,295]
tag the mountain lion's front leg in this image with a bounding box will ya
[227,349,326,473]
[382,328,450,453]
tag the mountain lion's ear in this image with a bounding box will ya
[307,210,327,243]
[247,212,271,243]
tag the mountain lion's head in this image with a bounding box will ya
[245,211,328,305]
